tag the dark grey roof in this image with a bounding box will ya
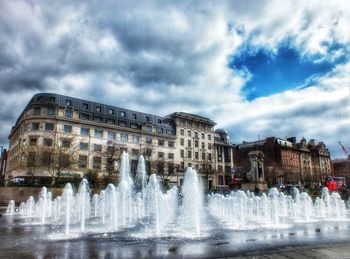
[166,112,216,126]
[12,93,175,134]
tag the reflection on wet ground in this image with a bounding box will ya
[0,216,350,258]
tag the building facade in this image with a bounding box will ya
[333,156,350,184]
[234,137,332,186]
[6,93,234,189]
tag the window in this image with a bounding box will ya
[62,138,71,148]
[201,133,205,139]
[132,149,139,156]
[180,138,184,146]
[158,119,162,124]
[187,140,191,147]
[81,127,89,136]
[187,130,191,137]
[132,135,140,144]
[80,142,88,150]
[120,111,126,117]
[208,134,211,140]
[180,162,184,170]
[65,110,73,118]
[80,113,90,120]
[93,157,101,169]
[43,138,52,146]
[195,140,198,148]
[94,144,102,152]
[158,152,164,159]
[66,99,72,106]
[107,118,115,125]
[132,113,137,119]
[208,154,212,161]
[158,139,164,146]
[131,123,138,129]
[108,108,114,115]
[95,129,103,138]
[208,143,212,150]
[93,115,103,123]
[83,103,89,110]
[218,175,224,186]
[79,155,88,169]
[108,131,116,140]
[201,142,205,149]
[119,120,127,127]
[34,107,41,115]
[32,123,39,131]
[145,125,152,133]
[45,123,54,131]
[168,141,174,148]
[49,97,56,102]
[120,132,128,142]
[194,132,198,138]
[144,148,152,157]
[187,150,192,159]
[168,162,175,174]
[168,153,174,160]
[166,129,173,135]
[146,137,152,144]
[156,127,163,134]
[96,106,101,112]
[47,107,55,115]
[180,129,184,136]
[42,152,52,166]
[29,137,37,146]
[180,150,184,158]
[202,153,205,160]
[195,152,199,159]
[145,116,150,122]
[27,152,36,167]
[64,125,72,133]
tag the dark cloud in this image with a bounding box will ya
[0,0,349,160]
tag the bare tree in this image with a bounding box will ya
[20,142,42,183]
[138,141,177,189]
[101,143,123,184]
[42,134,80,186]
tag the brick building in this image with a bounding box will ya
[333,156,350,184]
[234,137,332,186]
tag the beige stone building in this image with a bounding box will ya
[6,93,234,189]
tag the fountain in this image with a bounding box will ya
[3,151,350,259]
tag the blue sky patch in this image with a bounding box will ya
[229,45,347,101]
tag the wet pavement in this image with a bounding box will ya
[0,216,350,258]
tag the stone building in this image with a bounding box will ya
[214,129,235,190]
[234,136,332,186]
[5,93,234,189]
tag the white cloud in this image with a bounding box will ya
[0,0,350,158]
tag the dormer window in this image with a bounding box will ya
[120,111,126,117]
[66,99,72,106]
[96,106,101,112]
[108,109,114,115]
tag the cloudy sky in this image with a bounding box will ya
[0,0,350,158]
